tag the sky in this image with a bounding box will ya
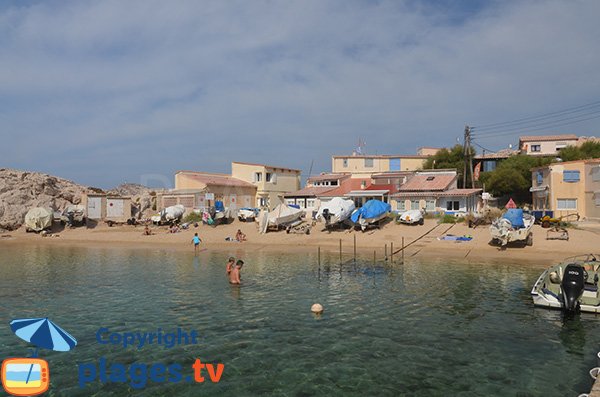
[1,0,599,189]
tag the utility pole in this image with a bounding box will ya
[463,125,475,188]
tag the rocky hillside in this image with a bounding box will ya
[0,168,92,231]
[0,170,161,231]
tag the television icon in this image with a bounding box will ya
[1,358,49,396]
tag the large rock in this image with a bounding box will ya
[0,168,92,231]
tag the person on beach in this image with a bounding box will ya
[191,233,201,253]
[226,257,235,276]
[229,260,244,285]
[235,229,247,242]
[143,225,153,236]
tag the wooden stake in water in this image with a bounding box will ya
[402,237,405,264]
[318,246,321,271]
[385,244,388,260]
[353,234,357,264]
[339,238,343,274]
[373,250,376,266]
[391,242,394,264]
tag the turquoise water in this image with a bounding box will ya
[1,245,600,396]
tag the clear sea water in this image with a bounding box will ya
[1,244,600,396]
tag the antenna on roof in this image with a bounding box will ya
[354,137,366,155]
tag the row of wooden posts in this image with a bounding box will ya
[317,234,406,269]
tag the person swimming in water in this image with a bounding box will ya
[191,233,201,253]
[226,257,235,276]
[229,260,243,284]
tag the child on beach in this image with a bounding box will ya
[235,229,247,242]
[191,233,202,253]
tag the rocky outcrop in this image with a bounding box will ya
[0,168,92,231]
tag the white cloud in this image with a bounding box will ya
[0,0,599,187]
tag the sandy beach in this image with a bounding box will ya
[2,219,599,266]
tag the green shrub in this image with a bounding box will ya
[183,212,202,223]
[439,214,457,224]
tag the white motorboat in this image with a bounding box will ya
[531,254,600,313]
[238,208,259,222]
[267,203,304,227]
[490,208,534,247]
[398,209,424,225]
[316,197,355,227]
[350,199,391,231]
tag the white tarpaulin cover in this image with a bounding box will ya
[24,207,53,231]
[162,204,185,221]
[268,204,304,226]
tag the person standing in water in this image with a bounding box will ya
[225,257,235,276]
[191,233,202,254]
[229,260,244,284]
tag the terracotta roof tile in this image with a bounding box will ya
[399,173,456,192]
[284,186,336,197]
[519,134,578,142]
[307,173,351,183]
[316,178,371,197]
[179,172,256,188]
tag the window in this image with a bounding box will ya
[557,198,577,210]
[446,201,459,211]
[286,199,295,206]
[426,176,435,181]
[595,193,600,207]
[563,170,580,183]
[266,172,272,182]
[426,200,435,211]
[254,172,262,182]
[593,166,600,182]
[342,158,348,168]
[531,145,541,152]
[483,161,497,172]
[307,199,316,208]
[397,200,405,211]
[411,200,420,210]
[258,197,268,207]
[537,171,543,185]
[364,158,374,168]
[330,180,338,186]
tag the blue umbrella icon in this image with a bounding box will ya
[9,318,77,386]
[10,317,77,354]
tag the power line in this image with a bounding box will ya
[473,99,600,131]
[473,107,600,135]
[473,112,600,140]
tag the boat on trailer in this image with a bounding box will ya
[316,197,355,228]
[531,254,600,313]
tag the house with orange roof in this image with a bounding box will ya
[159,170,257,211]
[530,158,600,220]
[391,170,482,214]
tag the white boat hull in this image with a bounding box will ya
[531,254,600,313]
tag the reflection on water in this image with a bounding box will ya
[0,245,599,396]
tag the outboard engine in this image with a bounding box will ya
[561,264,585,311]
[322,209,331,225]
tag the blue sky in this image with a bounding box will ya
[1,0,599,188]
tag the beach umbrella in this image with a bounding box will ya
[10,318,77,353]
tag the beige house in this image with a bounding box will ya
[530,159,600,220]
[519,134,579,156]
[231,162,301,209]
[284,173,349,217]
[331,154,428,177]
[169,171,257,211]
[82,193,132,222]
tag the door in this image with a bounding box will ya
[87,197,102,219]
[229,194,237,210]
[106,199,124,218]
[390,158,401,171]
